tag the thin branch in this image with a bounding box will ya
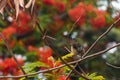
[36,22,90,80]
[1,16,120,80]
[82,17,120,58]
[65,63,78,80]
[106,62,120,69]
[64,46,71,53]
[83,43,120,60]
[0,33,28,79]
[69,15,82,33]
[0,37,120,79]
[78,65,86,75]
[45,35,90,80]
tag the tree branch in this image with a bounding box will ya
[0,33,28,79]
[65,63,78,80]
[36,22,90,80]
[106,62,120,69]
[82,17,120,58]
[83,43,120,60]
[0,42,120,79]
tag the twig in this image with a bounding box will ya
[64,46,71,53]
[82,17,120,58]
[78,65,86,75]
[106,62,120,69]
[83,43,120,60]
[0,33,29,79]
[1,24,119,79]
[36,22,90,80]
[36,22,56,41]
[0,42,120,78]
[69,15,82,33]
[1,15,120,80]
[65,63,78,80]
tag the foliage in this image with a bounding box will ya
[0,0,120,80]
[79,73,104,80]
[23,61,49,73]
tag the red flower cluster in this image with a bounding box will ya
[55,1,65,13]
[0,57,24,75]
[2,27,16,39]
[42,0,54,6]
[90,10,106,30]
[1,11,32,37]
[28,46,54,67]
[58,75,69,80]
[13,11,32,36]
[0,26,16,48]
[68,2,107,29]
[42,0,65,12]
[28,45,64,68]
[68,3,86,26]
[28,45,71,80]
[28,46,52,59]
[49,15,64,33]
[0,11,33,48]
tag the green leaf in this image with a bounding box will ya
[59,53,74,62]
[107,28,120,42]
[19,77,26,80]
[79,73,104,80]
[23,61,50,73]
[88,73,97,78]
[92,76,104,80]
[105,14,113,23]
[12,42,27,55]
[25,51,37,62]
[38,15,51,30]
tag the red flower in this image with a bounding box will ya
[38,46,52,59]
[54,61,62,67]
[28,46,52,60]
[114,15,120,27]
[0,37,2,42]
[42,0,55,6]
[0,57,24,75]
[16,26,32,36]
[18,11,31,24]
[9,40,16,48]
[90,15,106,29]
[68,4,86,26]
[54,1,65,12]
[28,45,39,52]
[44,57,54,68]
[11,11,32,36]
[2,26,16,38]
[49,15,64,32]
[58,75,71,80]
[85,4,95,13]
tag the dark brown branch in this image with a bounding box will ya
[82,17,120,58]
[0,33,28,79]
